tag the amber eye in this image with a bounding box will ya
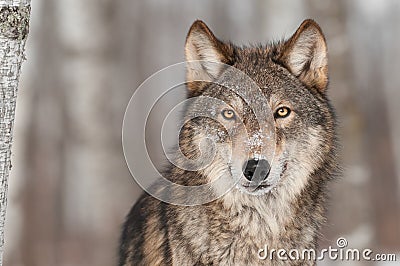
[221,109,236,120]
[275,107,291,118]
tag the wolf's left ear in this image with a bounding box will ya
[185,20,234,95]
[278,19,328,92]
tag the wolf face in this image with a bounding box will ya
[181,20,336,201]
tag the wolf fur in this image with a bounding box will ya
[119,19,339,265]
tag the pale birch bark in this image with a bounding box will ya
[0,0,30,264]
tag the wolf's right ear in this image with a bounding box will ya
[185,20,234,95]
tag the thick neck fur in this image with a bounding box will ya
[169,161,332,246]
[164,165,331,265]
[213,170,328,243]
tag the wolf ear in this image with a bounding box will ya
[185,20,234,95]
[278,19,328,92]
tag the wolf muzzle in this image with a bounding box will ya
[242,159,271,182]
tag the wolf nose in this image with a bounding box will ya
[242,159,271,182]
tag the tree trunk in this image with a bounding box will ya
[0,0,30,264]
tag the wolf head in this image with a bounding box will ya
[179,20,336,203]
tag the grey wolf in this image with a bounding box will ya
[119,19,338,265]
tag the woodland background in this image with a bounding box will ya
[4,0,400,265]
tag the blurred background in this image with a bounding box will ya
[4,0,400,265]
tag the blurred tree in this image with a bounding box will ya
[16,0,139,265]
[345,0,400,250]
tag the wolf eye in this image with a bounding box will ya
[221,109,236,120]
[275,107,291,118]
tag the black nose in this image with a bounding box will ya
[242,159,271,182]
